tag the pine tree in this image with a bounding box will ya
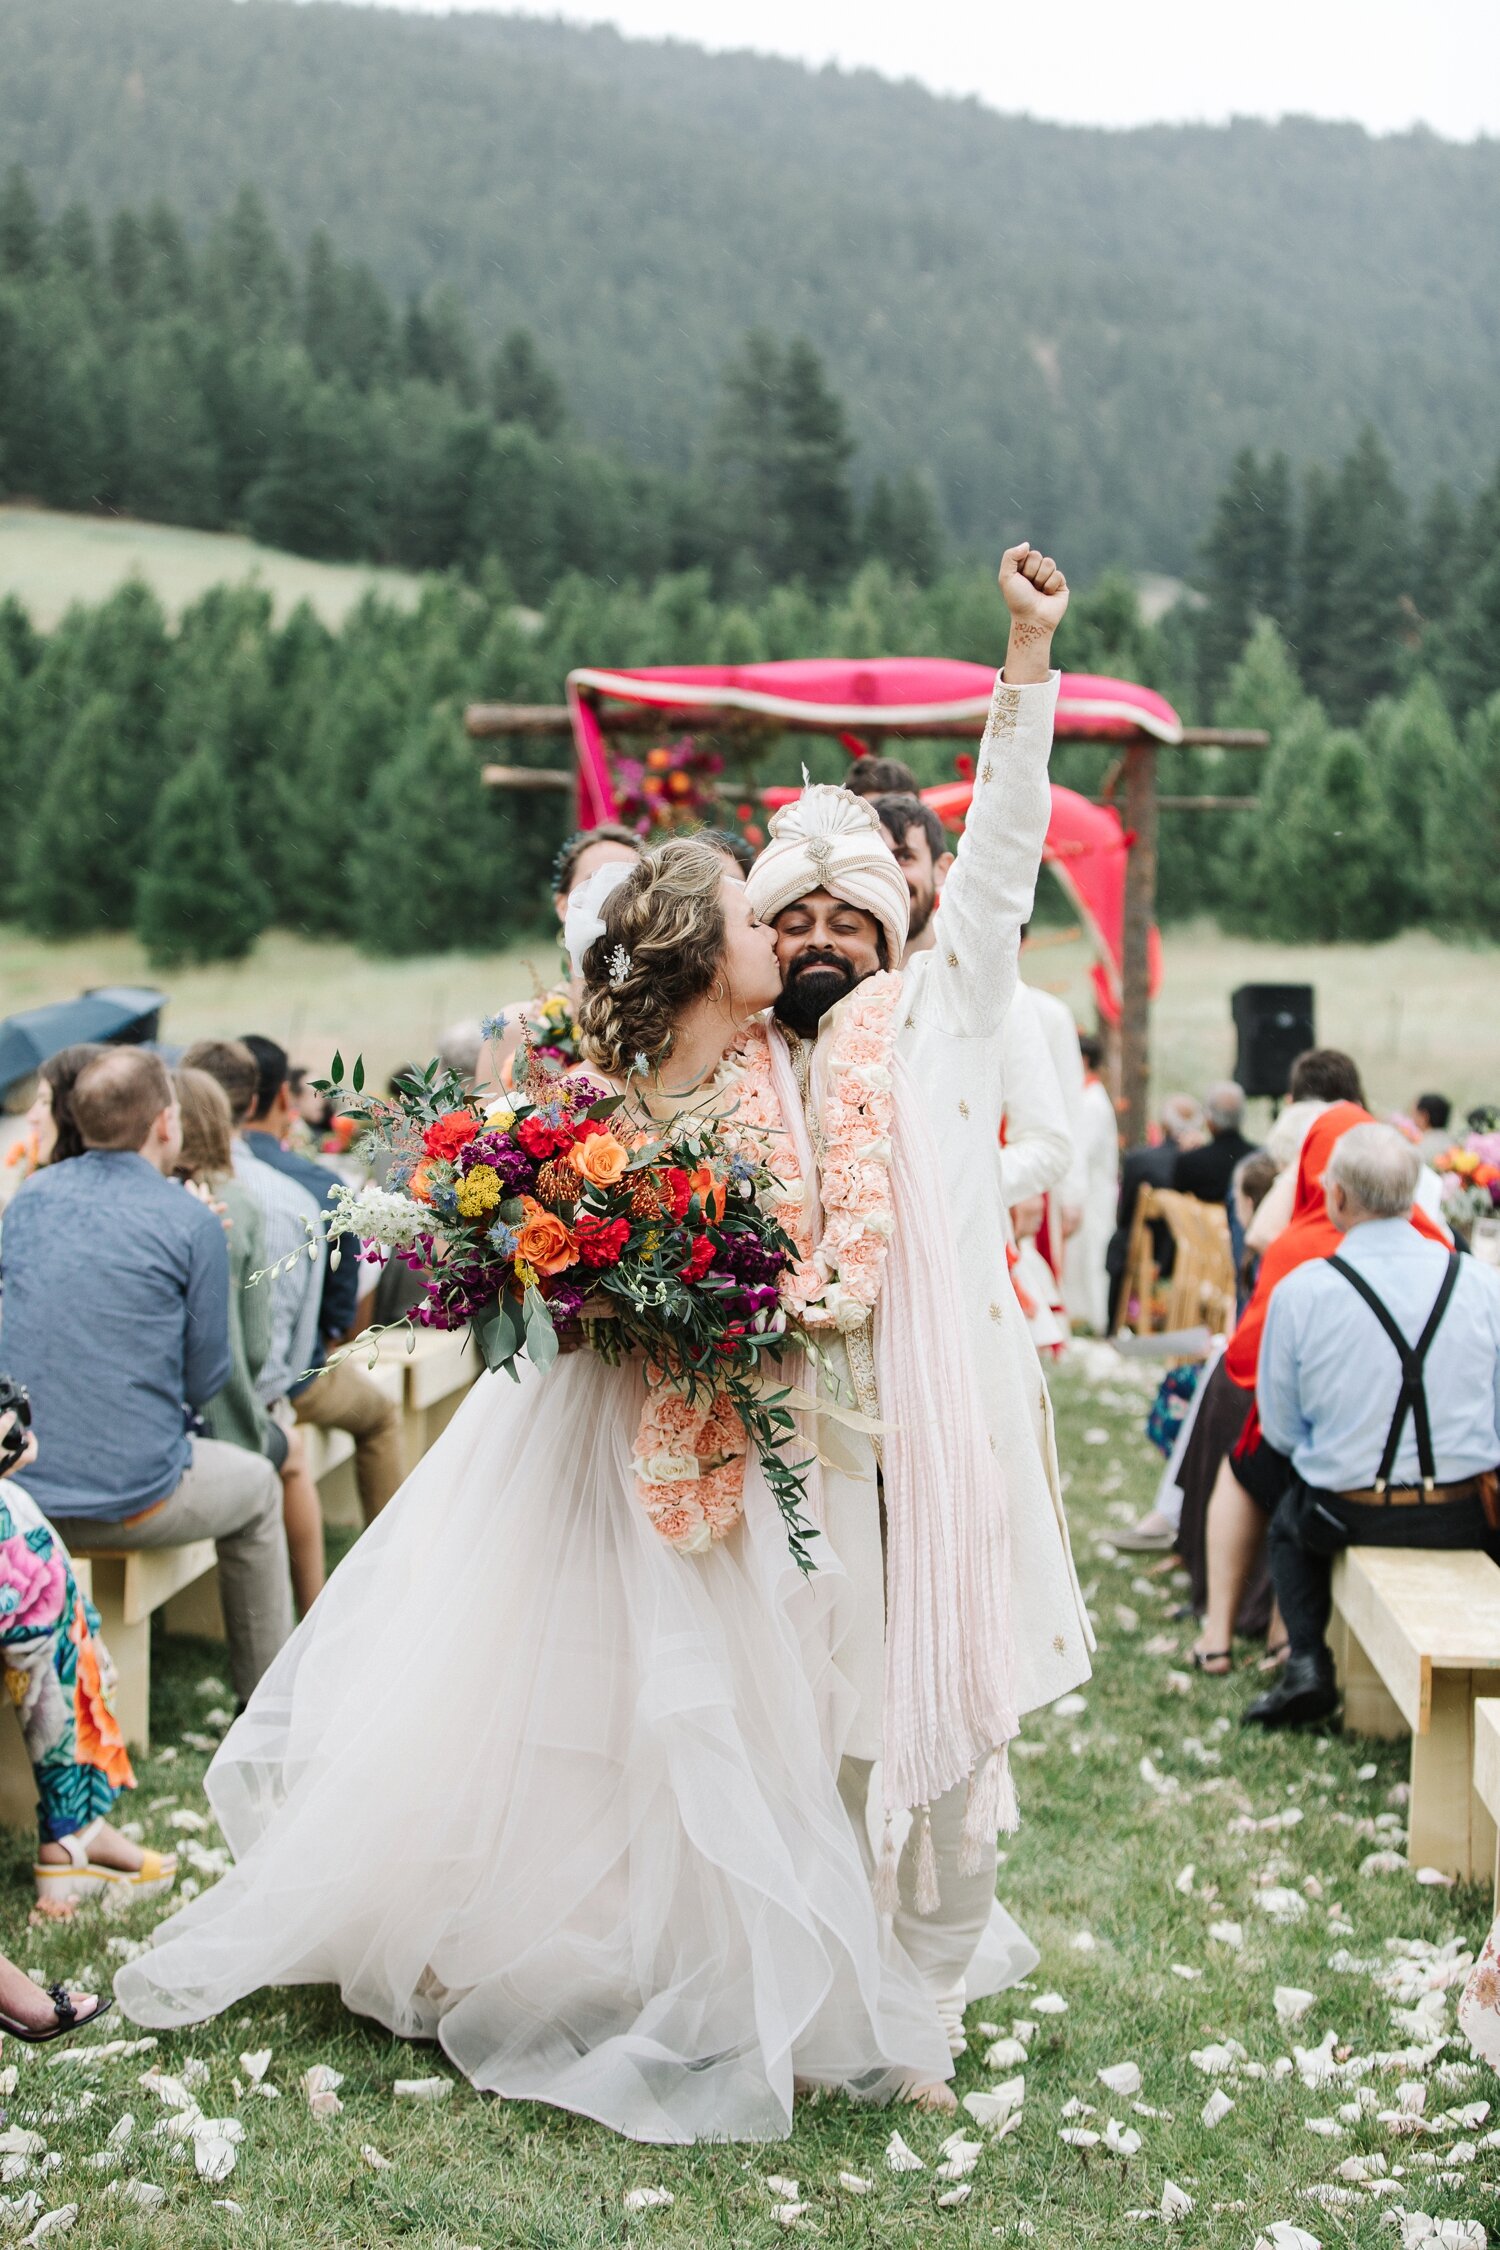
[106,208,147,308]
[401,284,478,403]
[1426,692,1500,937]
[0,166,42,279]
[140,199,195,314]
[1291,462,1342,706]
[1417,483,1466,619]
[134,742,269,966]
[244,374,376,559]
[49,201,98,282]
[863,469,943,582]
[1196,448,1268,698]
[711,328,788,582]
[204,187,294,344]
[119,322,220,524]
[776,338,855,588]
[490,328,566,436]
[1431,462,1500,714]
[350,709,513,954]
[1361,673,1457,926]
[16,692,149,934]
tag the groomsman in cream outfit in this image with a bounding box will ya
[745,545,1093,2102]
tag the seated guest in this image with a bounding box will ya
[1413,1091,1453,1165]
[17,1044,108,1175]
[1174,1081,1256,1206]
[0,1396,178,1916]
[1247,1122,1500,1729]
[1105,1092,1204,1327]
[173,1068,326,1616]
[843,754,919,798]
[182,1041,324,1421]
[1245,1048,1368,1259]
[239,1035,403,1526]
[0,1050,293,1709]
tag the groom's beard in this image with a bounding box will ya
[773,950,861,1038]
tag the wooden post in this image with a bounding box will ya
[1120,735,1157,1150]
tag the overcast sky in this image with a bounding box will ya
[318,0,1500,139]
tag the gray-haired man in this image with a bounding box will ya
[1248,1122,1500,1729]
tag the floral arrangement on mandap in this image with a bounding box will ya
[1431,1111,1500,1235]
[610,738,724,837]
[317,1050,819,1569]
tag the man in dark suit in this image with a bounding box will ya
[1105,1093,1205,1328]
[1174,1081,1258,1207]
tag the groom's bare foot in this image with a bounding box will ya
[899,2078,958,2113]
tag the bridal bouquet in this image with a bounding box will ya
[319,1055,818,1569]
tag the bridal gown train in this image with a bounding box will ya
[118,1350,1018,2141]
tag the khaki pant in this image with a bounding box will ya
[294,1357,403,1522]
[53,1437,293,1708]
[838,1757,999,2051]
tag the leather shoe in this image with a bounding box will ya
[1242,1652,1340,1731]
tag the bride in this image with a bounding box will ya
[117,842,989,2142]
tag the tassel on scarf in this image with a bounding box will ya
[958,1747,1019,1878]
[914,1806,940,1916]
[874,1817,900,1917]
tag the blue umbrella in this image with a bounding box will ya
[0,987,168,1097]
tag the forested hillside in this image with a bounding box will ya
[4,0,1499,577]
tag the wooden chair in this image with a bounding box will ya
[1115,1185,1236,1339]
[1330,1547,1500,1879]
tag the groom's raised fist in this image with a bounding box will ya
[999,542,1069,635]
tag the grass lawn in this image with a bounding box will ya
[0,506,425,632]
[4,923,1499,1136]
[0,1354,1493,2246]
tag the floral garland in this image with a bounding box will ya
[633,1387,749,1555]
[717,970,902,1334]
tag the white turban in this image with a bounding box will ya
[745,785,910,965]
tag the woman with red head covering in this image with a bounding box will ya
[1190,1104,1447,1673]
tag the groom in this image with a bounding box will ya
[744,545,1091,2088]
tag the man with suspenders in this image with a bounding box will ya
[1246,1121,1500,1730]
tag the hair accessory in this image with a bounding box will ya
[608,944,632,986]
[563,861,635,980]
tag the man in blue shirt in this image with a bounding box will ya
[239,1035,403,1523]
[1248,1122,1500,1729]
[0,1050,293,1706]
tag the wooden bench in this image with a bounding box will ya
[1330,1546,1500,1878]
[1475,1699,1500,1912]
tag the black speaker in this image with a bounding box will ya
[1231,984,1315,1100]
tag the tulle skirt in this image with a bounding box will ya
[115,1352,963,2142]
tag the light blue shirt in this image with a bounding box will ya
[1257,1219,1500,1491]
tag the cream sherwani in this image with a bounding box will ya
[782,670,1095,2031]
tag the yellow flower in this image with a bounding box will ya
[455,1163,503,1219]
[485,1102,515,1130]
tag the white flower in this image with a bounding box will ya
[635,1451,700,1483]
[326,1183,427,1253]
[665,1517,714,1555]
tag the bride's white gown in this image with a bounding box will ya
[117,1352,1031,2142]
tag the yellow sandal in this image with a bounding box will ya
[34,1818,178,1908]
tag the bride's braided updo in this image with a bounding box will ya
[577,838,729,1077]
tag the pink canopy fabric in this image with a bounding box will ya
[565,658,1179,1013]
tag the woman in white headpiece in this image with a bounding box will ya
[115,837,958,2143]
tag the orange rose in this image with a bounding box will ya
[687,1163,727,1221]
[570,1132,630,1188]
[515,1197,578,1277]
[407,1162,437,1206]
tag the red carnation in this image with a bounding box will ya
[682,1234,715,1284]
[664,1167,692,1222]
[575,1212,631,1269]
[422,1109,482,1161]
[517,1114,575,1160]
[571,1116,608,1146]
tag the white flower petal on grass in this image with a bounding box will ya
[1190,2040,1247,2076]
[773,2204,810,2227]
[984,2037,1029,2070]
[1033,1992,1069,2015]
[1171,1964,1203,1981]
[301,2064,343,2121]
[1099,2062,1142,2098]
[1275,1987,1319,2026]
[764,2177,799,2199]
[935,2132,983,2180]
[195,2137,238,2183]
[1114,1605,1140,1633]
[116,2181,166,2210]
[1059,2127,1100,2148]
[360,2147,392,2171]
[210,2201,244,2219]
[838,2173,874,2193]
[1257,1887,1309,1923]
[23,2209,77,2242]
[623,2188,674,2210]
[1174,1865,1195,1896]
[1413,1867,1456,1888]
[1253,2227,1321,2250]
[1061,2099,1096,2120]
[393,2078,453,2102]
[1164,1670,1194,1695]
[1201,2090,1235,2128]
[935,2185,971,2208]
[885,2131,926,2172]
[239,2050,272,2085]
[1305,2118,1344,2138]
[1052,1693,1088,1717]
[1208,1920,1244,1950]
[1159,2181,1193,2222]
[1359,1851,1410,1877]
[1103,2120,1142,2156]
[0,2133,47,2160]
[1070,1930,1098,1953]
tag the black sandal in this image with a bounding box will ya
[1187,1648,1233,1675]
[0,1983,113,2046]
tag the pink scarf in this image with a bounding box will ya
[765,1026,1019,1907]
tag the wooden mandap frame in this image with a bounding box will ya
[466,659,1266,1147]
